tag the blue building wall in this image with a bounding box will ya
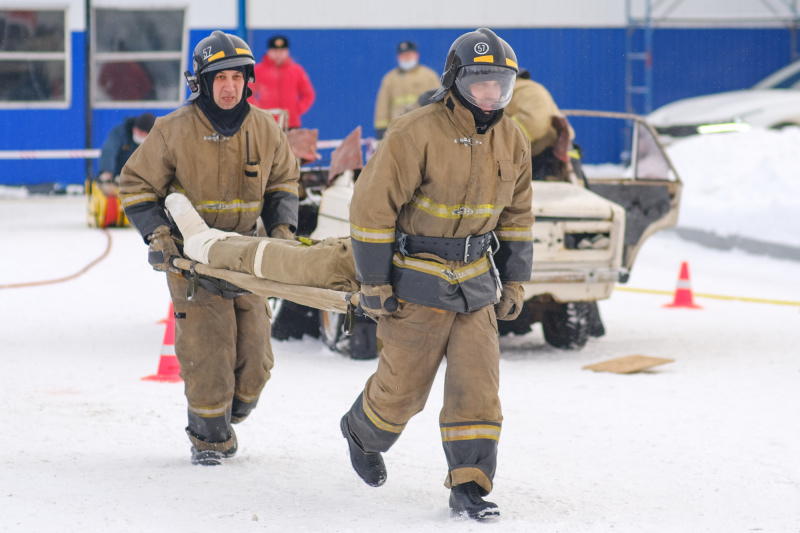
[0,27,791,186]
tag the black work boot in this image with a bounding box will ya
[189,427,238,466]
[340,415,387,487]
[449,481,500,521]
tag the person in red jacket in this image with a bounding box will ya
[248,35,316,129]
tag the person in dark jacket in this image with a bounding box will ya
[96,113,155,193]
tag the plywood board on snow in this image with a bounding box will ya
[582,355,675,374]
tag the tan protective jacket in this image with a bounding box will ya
[373,65,440,131]
[505,78,574,157]
[352,91,534,313]
[119,103,299,240]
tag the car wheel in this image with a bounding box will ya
[348,315,378,360]
[271,300,320,341]
[542,301,592,350]
[318,311,378,360]
[497,299,534,336]
[319,309,345,349]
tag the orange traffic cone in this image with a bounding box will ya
[664,261,702,309]
[142,302,182,382]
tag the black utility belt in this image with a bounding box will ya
[395,231,497,263]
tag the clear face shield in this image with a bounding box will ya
[454,65,516,111]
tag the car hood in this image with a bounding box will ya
[647,89,800,126]
[531,182,616,220]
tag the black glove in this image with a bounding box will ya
[147,225,180,273]
[359,283,398,321]
[495,282,525,321]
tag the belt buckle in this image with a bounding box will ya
[463,235,471,263]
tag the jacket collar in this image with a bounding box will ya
[260,54,294,68]
[442,89,503,137]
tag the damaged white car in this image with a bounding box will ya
[274,111,682,356]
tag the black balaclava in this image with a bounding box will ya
[452,85,503,134]
[195,66,251,137]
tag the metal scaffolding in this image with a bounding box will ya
[624,0,800,115]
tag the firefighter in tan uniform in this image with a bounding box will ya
[506,70,607,337]
[373,41,440,140]
[341,28,534,521]
[119,31,300,466]
[505,69,575,181]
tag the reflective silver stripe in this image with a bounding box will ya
[350,223,395,243]
[188,402,230,418]
[120,191,158,207]
[441,424,501,442]
[234,391,259,403]
[253,240,269,278]
[195,200,262,213]
[410,192,502,219]
[392,253,490,284]
[160,344,176,356]
[495,225,533,241]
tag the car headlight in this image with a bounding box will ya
[656,120,752,137]
[696,122,751,134]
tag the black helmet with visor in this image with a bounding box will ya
[430,28,518,110]
[184,31,255,102]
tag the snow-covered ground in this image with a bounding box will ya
[1,129,799,532]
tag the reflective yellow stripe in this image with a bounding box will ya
[234,390,259,403]
[441,424,501,442]
[392,254,490,284]
[495,226,533,241]
[511,116,534,142]
[188,401,230,418]
[235,48,251,56]
[208,50,225,62]
[120,191,158,207]
[410,192,501,219]
[363,395,404,434]
[506,58,518,69]
[391,94,419,107]
[473,55,494,63]
[265,184,298,195]
[194,200,261,213]
[374,119,390,129]
[350,223,395,243]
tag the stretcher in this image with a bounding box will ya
[172,257,360,314]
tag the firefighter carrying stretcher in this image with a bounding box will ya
[163,28,534,522]
[119,31,300,467]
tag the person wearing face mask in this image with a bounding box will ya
[341,29,533,521]
[119,31,300,466]
[95,113,155,193]
[86,113,155,227]
[373,40,440,140]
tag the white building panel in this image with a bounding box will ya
[249,0,798,29]
[0,0,237,31]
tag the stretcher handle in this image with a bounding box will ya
[171,257,360,311]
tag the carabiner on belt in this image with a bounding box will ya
[486,231,503,293]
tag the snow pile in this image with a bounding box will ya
[666,126,800,248]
